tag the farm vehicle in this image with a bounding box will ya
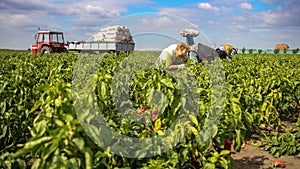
[31,30,135,54]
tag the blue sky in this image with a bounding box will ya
[0,0,299,50]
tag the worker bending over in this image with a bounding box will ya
[216,44,237,59]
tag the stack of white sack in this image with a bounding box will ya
[92,25,134,43]
[180,29,199,37]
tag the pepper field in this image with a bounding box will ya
[0,50,299,169]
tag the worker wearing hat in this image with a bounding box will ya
[216,44,237,59]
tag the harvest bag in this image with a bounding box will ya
[190,43,219,63]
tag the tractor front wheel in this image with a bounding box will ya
[41,46,53,54]
[61,47,68,53]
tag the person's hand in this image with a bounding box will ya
[178,64,185,69]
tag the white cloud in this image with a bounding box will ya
[256,5,300,27]
[260,11,278,25]
[278,34,290,39]
[234,24,247,30]
[156,1,300,49]
[0,0,153,49]
[159,7,198,18]
[198,2,219,12]
[86,5,106,14]
[0,0,300,49]
[130,15,176,32]
[154,16,173,27]
[0,0,153,28]
[239,2,253,10]
[7,14,34,26]
[234,15,247,22]
[219,6,233,13]
[261,0,282,4]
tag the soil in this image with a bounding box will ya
[232,140,300,169]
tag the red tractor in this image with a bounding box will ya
[31,30,68,54]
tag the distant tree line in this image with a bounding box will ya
[240,47,300,54]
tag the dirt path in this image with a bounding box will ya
[232,141,300,169]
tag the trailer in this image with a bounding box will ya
[67,41,135,54]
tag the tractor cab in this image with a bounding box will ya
[31,30,68,54]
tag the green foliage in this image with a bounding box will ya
[0,52,299,168]
[292,48,299,54]
[258,49,263,54]
[260,131,300,158]
[242,47,245,54]
[274,49,280,54]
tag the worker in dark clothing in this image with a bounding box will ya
[216,44,237,59]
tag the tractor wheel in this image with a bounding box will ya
[41,46,53,54]
[62,47,68,53]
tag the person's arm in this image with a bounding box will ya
[185,34,195,46]
[228,48,237,59]
[166,53,183,70]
